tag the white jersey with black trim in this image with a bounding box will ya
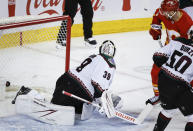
[156,40,193,84]
[69,54,116,96]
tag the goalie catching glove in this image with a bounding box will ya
[96,90,122,118]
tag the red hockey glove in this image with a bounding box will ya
[149,24,162,40]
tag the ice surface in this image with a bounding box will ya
[0,31,186,131]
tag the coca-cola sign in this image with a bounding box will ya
[26,0,64,15]
[26,0,105,15]
[91,0,102,11]
[8,0,131,17]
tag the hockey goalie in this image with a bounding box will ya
[12,40,123,125]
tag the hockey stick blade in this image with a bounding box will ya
[62,91,140,124]
[137,103,154,124]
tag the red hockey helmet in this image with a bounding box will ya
[161,0,179,12]
[160,0,179,18]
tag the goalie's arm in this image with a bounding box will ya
[91,80,104,98]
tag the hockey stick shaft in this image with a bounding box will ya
[62,91,140,124]
[63,91,100,108]
[137,103,154,124]
[158,39,163,47]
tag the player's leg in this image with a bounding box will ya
[153,109,178,131]
[178,89,193,131]
[63,0,78,25]
[79,0,97,46]
[151,64,161,96]
[51,72,93,114]
[153,70,185,130]
[56,0,78,46]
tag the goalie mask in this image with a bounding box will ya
[99,40,116,58]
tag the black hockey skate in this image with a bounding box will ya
[85,37,97,46]
[12,86,31,104]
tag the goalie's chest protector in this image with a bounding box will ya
[70,55,116,96]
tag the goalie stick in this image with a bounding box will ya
[63,91,140,124]
[136,103,154,124]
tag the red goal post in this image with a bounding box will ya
[0,15,71,100]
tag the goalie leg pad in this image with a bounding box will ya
[80,103,94,120]
[101,90,116,118]
[15,95,75,125]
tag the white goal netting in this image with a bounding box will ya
[0,15,71,100]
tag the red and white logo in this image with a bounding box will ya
[91,0,103,11]
[26,0,64,15]
[8,0,131,17]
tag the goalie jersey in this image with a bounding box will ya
[69,54,116,98]
[153,38,193,85]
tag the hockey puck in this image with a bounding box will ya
[6,81,10,87]
[11,100,15,104]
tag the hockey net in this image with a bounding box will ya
[0,15,71,100]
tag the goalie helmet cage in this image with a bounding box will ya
[0,15,71,100]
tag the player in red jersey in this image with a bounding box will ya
[147,0,193,104]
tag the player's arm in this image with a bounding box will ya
[146,42,174,105]
[149,9,162,40]
[91,80,104,98]
[153,53,168,67]
[152,40,175,67]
